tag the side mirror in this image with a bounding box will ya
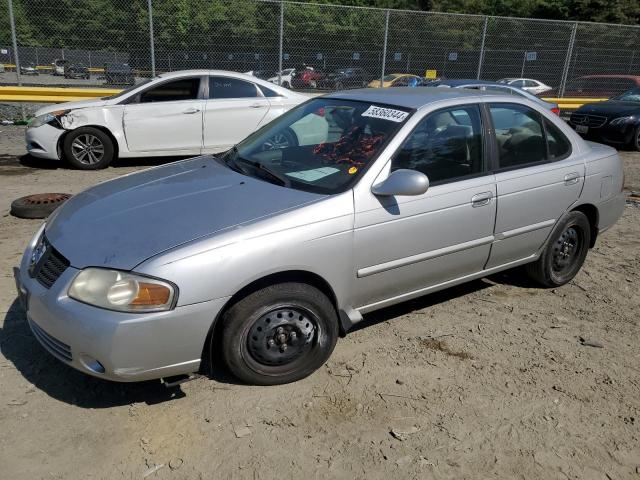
[371,169,429,197]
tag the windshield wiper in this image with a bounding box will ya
[234,156,291,187]
[224,146,290,187]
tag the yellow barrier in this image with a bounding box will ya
[0,85,611,107]
[0,86,122,103]
[2,64,106,73]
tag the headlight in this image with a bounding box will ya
[68,268,177,313]
[609,116,635,126]
[28,110,69,128]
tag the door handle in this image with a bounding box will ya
[564,172,580,185]
[182,107,200,114]
[249,103,263,109]
[471,192,493,207]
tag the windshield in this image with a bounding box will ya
[612,87,640,103]
[102,78,152,100]
[224,98,413,194]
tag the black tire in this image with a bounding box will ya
[283,81,290,89]
[10,193,72,219]
[631,125,640,152]
[219,283,339,385]
[63,127,115,170]
[525,211,591,287]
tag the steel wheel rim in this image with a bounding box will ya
[262,133,290,151]
[552,226,582,274]
[246,307,318,367]
[71,134,105,165]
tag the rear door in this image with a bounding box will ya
[123,76,205,153]
[203,76,272,152]
[486,103,584,268]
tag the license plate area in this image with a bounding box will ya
[575,125,589,134]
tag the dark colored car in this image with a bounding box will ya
[568,87,640,151]
[104,63,135,85]
[549,75,640,98]
[318,68,370,90]
[290,67,325,89]
[64,64,90,80]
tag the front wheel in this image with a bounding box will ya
[219,283,339,385]
[63,127,115,170]
[525,211,591,287]
[631,125,640,152]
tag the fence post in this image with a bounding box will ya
[380,10,389,86]
[278,0,284,85]
[147,0,156,76]
[559,22,578,98]
[8,0,21,86]
[8,0,25,120]
[476,16,488,79]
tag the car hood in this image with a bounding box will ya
[45,156,325,270]
[35,98,112,117]
[575,101,640,117]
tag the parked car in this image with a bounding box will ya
[290,67,325,89]
[429,79,560,114]
[318,68,370,90]
[25,70,309,169]
[549,75,640,98]
[104,63,135,85]
[20,62,39,76]
[568,87,640,151]
[268,68,295,88]
[64,63,90,80]
[368,73,422,88]
[52,59,67,76]
[15,88,624,385]
[497,78,552,95]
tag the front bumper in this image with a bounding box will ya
[569,121,637,146]
[25,123,64,160]
[15,247,229,382]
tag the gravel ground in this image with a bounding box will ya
[0,125,639,479]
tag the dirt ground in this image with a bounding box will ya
[0,125,639,480]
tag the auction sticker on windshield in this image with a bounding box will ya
[362,106,409,123]
[286,167,340,182]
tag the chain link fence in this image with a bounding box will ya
[1,0,640,97]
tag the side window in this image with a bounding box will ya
[209,77,259,99]
[524,80,537,88]
[511,80,525,88]
[138,78,201,103]
[391,105,484,184]
[544,118,572,159]
[489,104,545,168]
[258,85,282,98]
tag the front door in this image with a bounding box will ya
[485,103,584,268]
[203,76,271,153]
[353,104,497,309]
[123,76,205,153]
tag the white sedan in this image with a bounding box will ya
[497,78,552,95]
[267,68,295,89]
[25,70,309,169]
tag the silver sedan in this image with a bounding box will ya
[15,88,625,385]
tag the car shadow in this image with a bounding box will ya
[1,270,538,403]
[18,153,190,170]
[0,299,186,408]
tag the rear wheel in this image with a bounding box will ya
[525,211,591,287]
[219,283,339,385]
[63,127,115,170]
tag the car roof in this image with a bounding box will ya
[324,87,488,109]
